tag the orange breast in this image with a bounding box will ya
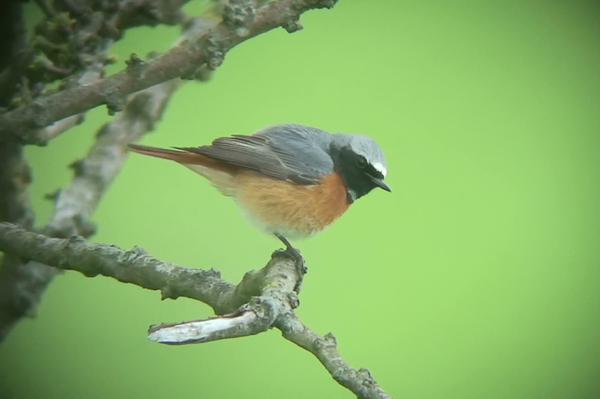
[234,171,350,238]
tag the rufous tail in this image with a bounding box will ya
[129,143,215,164]
[127,143,235,173]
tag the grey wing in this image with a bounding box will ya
[178,124,335,184]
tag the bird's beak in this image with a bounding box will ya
[369,175,392,192]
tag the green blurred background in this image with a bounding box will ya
[1,0,600,398]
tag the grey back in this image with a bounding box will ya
[180,123,335,184]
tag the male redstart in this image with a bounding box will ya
[128,123,390,270]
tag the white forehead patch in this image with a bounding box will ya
[371,161,387,177]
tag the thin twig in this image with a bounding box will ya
[276,313,393,399]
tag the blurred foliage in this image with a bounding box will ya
[1,0,600,398]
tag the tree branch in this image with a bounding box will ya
[0,222,235,307]
[0,14,215,341]
[0,76,181,341]
[0,223,392,399]
[0,0,339,145]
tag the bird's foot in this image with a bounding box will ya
[274,234,307,293]
[274,247,308,274]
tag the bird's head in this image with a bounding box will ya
[330,134,391,203]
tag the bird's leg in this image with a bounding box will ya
[274,233,307,292]
[274,233,306,271]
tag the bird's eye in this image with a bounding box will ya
[356,156,367,168]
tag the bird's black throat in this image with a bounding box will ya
[330,145,385,204]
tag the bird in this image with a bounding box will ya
[128,123,390,276]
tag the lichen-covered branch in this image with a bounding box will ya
[0,0,339,145]
[0,223,392,399]
[149,249,301,343]
[0,222,234,308]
